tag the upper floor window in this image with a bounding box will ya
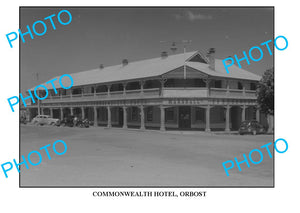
[238,82,243,90]
[72,88,82,95]
[250,83,257,90]
[127,82,140,90]
[195,79,206,87]
[214,80,222,88]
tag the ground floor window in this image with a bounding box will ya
[195,108,205,121]
[166,108,175,121]
[100,108,107,120]
[131,107,138,121]
[146,107,153,121]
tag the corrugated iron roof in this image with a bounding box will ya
[31,51,261,90]
[186,60,261,81]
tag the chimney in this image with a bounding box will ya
[122,59,128,66]
[99,64,104,69]
[207,48,215,70]
[161,51,168,59]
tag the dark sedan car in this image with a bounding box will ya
[239,120,265,135]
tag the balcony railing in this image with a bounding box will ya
[210,88,256,98]
[41,87,256,104]
[162,88,208,98]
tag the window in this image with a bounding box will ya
[72,88,82,95]
[214,80,222,88]
[166,108,175,121]
[253,110,257,120]
[238,82,243,90]
[127,82,140,90]
[250,83,257,90]
[131,107,138,121]
[96,86,103,93]
[101,108,107,120]
[165,79,175,87]
[195,79,206,87]
[146,107,153,121]
[195,108,204,121]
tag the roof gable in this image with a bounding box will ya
[186,60,261,81]
[187,53,208,64]
[162,66,208,79]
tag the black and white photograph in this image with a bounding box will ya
[2,0,300,212]
[19,7,275,187]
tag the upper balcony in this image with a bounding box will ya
[40,87,256,104]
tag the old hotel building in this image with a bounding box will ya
[24,49,266,131]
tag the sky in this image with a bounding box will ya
[20,7,274,92]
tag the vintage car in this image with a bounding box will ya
[32,115,60,126]
[238,120,265,135]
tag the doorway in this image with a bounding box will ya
[178,106,191,129]
[118,107,124,126]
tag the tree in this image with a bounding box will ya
[257,67,274,115]
[257,67,274,132]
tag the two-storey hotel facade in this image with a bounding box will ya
[24,49,265,132]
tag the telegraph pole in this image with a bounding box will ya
[182,40,192,79]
